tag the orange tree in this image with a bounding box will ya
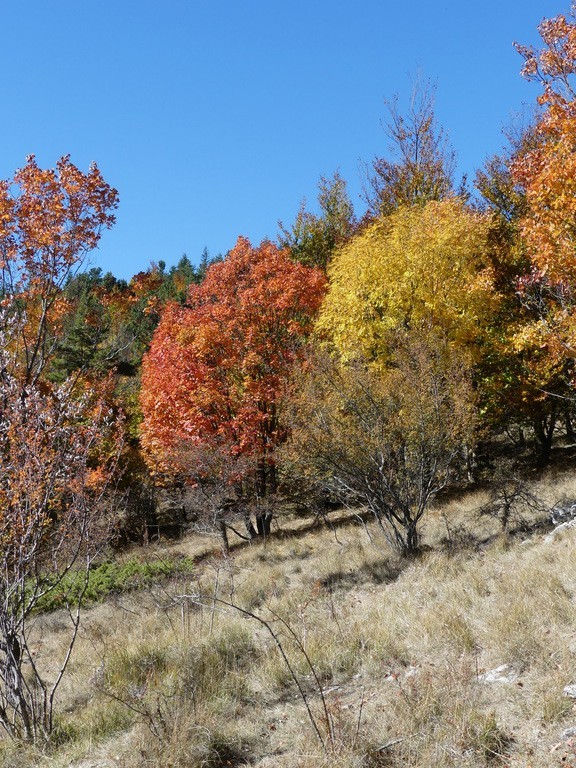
[474,133,576,462]
[474,9,576,459]
[0,156,120,742]
[512,4,576,282]
[140,237,326,539]
[484,6,576,458]
[0,155,118,384]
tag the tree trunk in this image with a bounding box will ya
[252,460,275,538]
[565,407,576,441]
[219,521,230,553]
[403,521,419,557]
[257,459,267,500]
[244,516,258,539]
[256,512,272,537]
[0,629,33,740]
[533,406,557,466]
[268,463,278,495]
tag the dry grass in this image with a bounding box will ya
[1,469,576,767]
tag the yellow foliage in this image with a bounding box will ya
[317,199,497,363]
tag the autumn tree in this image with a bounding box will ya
[0,155,118,384]
[0,337,121,741]
[468,5,576,460]
[362,81,457,218]
[473,127,569,458]
[317,198,496,365]
[140,238,326,539]
[510,5,576,283]
[289,194,490,534]
[287,331,476,555]
[0,156,121,741]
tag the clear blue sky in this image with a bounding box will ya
[0,1,565,278]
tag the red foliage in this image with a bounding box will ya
[140,237,326,481]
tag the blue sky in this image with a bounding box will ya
[0,1,565,278]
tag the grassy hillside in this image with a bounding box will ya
[3,468,576,768]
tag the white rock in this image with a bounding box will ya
[564,684,576,698]
[545,519,576,543]
[478,664,519,684]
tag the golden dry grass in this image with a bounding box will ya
[2,469,576,767]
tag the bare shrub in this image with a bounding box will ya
[286,331,477,555]
[0,359,122,742]
[476,466,547,533]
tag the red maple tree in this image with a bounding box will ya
[140,237,326,537]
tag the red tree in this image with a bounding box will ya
[140,237,326,537]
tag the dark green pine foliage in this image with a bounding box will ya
[50,268,122,381]
[52,250,222,382]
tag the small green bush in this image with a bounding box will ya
[35,555,195,612]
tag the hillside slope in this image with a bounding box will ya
[2,470,576,768]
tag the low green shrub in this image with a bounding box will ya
[35,555,195,612]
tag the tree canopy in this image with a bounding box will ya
[140,237,326,534]
[317,199,496,365]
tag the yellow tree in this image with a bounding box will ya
[317,198,497,365]
[288,199,493,550]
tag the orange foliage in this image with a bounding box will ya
[511,109,576,281]
[0,155,118,383]
[140,237,326,479]
[513,6,576,281]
